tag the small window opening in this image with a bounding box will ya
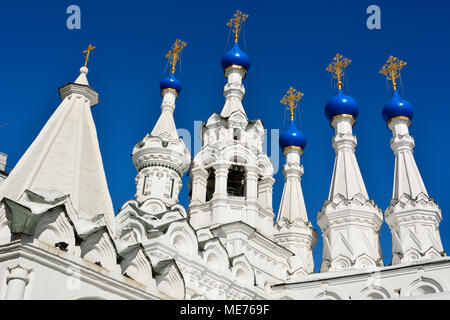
[142,175,148,195]
[233,128,241,141]
[170,178,175,198]
[206,167,215,202]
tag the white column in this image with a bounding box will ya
[221,67,246,118]
[190,167,208,205]
[213,161,229,198]
[5,265,31,300]
[209,160,231,226]
[258,176,274,211]
[245,165,258,202]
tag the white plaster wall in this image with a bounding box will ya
[0,242,159,300]
[272,258,450,300]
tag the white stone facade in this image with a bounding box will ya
[0,53,447,300]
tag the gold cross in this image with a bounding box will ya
[227,10,249,43]
[83,44,95,67]
[166,39,187,74]
[326,53,351,90]
[379,56,407,90]
[280,87,304,121]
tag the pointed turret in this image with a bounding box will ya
[273,87,317,276]
[318,54,383,272]
[0,49,115,231]
[131,39,191,208]
[150,74,181,139]
[220,10,250,119]
[380,56,445,264]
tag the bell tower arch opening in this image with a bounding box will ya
[227,165,246,197]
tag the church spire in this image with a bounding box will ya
[132,40,190,206]
[317,54,383,272]
[220,10,250,118]
[151,39,186,139]
[0,47,115,230]
[277,87,307,222]
[380,57,445,264]
[274,87,317,276]
[324,54,366,199]
[72,44,95,86]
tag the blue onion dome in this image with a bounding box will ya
[324,89,359,121]
[279,120,307,150]
[382,89,414,123]
[221,42,250,72]
[159,74,182,94]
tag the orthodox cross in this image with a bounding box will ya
[227,10,249,43]
[166,39,187,74]
[379,56,407,90]
[326,53,352,90]
[83,44,95,67]
[280,87,304,121]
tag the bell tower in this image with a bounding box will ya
[188,10,275,237]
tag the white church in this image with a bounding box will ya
[0,11,449,300]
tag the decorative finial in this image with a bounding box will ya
[83,44,95,68]
[280,87,304,121]
[166,39,187,74]
[326,53,351,90]
[379,56,407,91]
[227,10,249,43]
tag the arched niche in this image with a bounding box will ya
[70,296,107,300]
[231,255,254,287]
[166,221,198,257]
[154,260,185,300]
[140,198,166,215]
[202,239,230,272]
[359,286,391,300]
[405,276,446,297]
[80,229,117,271]
[354,254,376,269]
[314,290,343,300]
[33,207,75,254]
[331,255,352,271]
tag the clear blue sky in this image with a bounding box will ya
[1,0,449,272]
